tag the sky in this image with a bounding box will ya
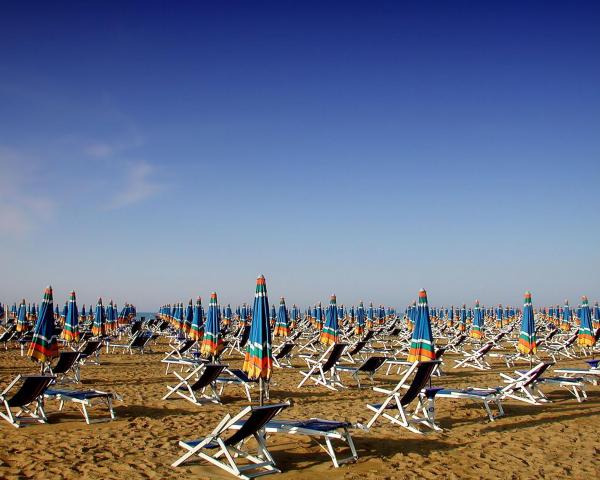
[0,1,599,311]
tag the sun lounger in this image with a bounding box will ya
[336,356,387,388]
[45,388,120,423]
[172,403,290,479]
[0,375,54,427]
[366,360,441,433]
[453,342,495,370]
[216,368,260,402]
[77,340,103,365]
[298,343,347,390]
[44,351,81,383]
[232,418,358,468]
[272,342,296,368]
[163,363,226,405]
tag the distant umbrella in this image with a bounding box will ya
[200,292,222,359]
[320,294,340,345]
[517,292,537,355]
[561,300,571,331]
[61,290,79,343]
[190,297,204,341]
[577,296,596,347]
[470,300,484,340]
[92,298,107,337]
[16,299,28,332]
[242,275,273,405]
[273,297,290,337]
[27,286,59,364]
[407,289,436,362]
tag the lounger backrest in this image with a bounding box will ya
[363,330,375,342]
[179,339,195,354]
[7,376,53,408]
[476,343,494,357]
[360,356,387,372]
[349,341,366,356]
[275,343,295,359]
[80,340,101,355]
[224,403,289,446]
[400,361,440,406]
[523,362,553,386]
[191,364,226,390]
[434,347,447,360]
[229,368,253,383]
[53,351,81,374]
[322,344,347,372]
[239,325,251,348]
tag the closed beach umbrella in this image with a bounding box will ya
[407,289,436,362]
[106,300,116,332]
[320,294,339,345]
[458,304,467,332]
[517,291,537,355]
[92,298,107,337]
[200,292,222,359]
[561,300,571,331]
[242,275,273,404]
[16,299,28,332]
[184,300,193,335]
[27,286,59,363]
[577,296,596,347]
[273,297,290,337]
[593,301,600,330]
[223,304,232,327]
[470,300,484,339]
[355,301,365,335]
[61,290,79,343]
[190,297,204,341]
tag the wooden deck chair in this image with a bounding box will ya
[172,403,290,479]
[453,342,495,370]
[0,375,54,428]
[45,388,120,423]
[163,363,226,405]
[216,368,260,402]
[336,356,387,388]
[297,343,347,390]
[272,342,296,368]
[366,360,441,433]
[44,351,81,383]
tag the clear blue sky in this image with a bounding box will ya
[1,1,599,310]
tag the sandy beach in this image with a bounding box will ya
[0,335,597,480]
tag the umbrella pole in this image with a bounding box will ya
[259,377,264,406]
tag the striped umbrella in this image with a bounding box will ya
[496,304,504,328]
[356,301,366,335]
[223,304,232,327]
[407,289,436,362]
[243,275,273,404]
[517,291,537,355]
[593,301,600,330]
[320,294,340,345]
[273,297,290,337]
[61,290,79,343]
[290,304,298,329]
[27,286,59,363]
[470,300,484,339]
[561,300,571,331]
[106,300,116,332]
[315,303,324,330]
[183,300,193,336]
[16,299,28,332]
[367,302,374,330]
[458,304,467,332]
[92,298,107,337]
[190,297,204,341]
[447,306,454,328]
[200,292,222,359]
[577,296,596,347]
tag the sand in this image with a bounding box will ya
[0,337,598,480]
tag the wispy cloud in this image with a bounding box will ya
[0,146,56,237]
[107,160,163,209]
